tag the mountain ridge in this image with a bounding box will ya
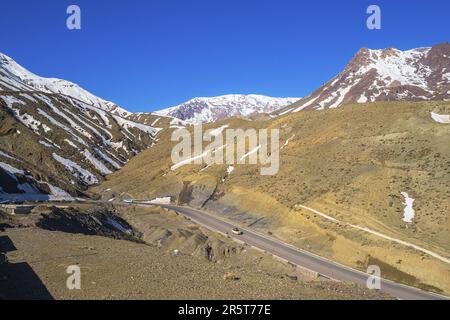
[0,52,164,199]
[279,42,450,114]
[154,94,301,124]
[0,52,131,118]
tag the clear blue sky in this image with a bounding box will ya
[1,0,449,112]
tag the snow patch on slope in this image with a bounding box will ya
[52,153,98,185]
[431,112,450,124]
[401,192,415,223]
[83,149,112,175]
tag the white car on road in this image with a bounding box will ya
[231,228,243,235]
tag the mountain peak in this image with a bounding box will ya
[0,51,131,117]
[155,94,301,124]
[281,43,450,113]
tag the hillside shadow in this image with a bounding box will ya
[0,235,54,300]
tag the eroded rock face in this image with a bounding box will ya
[178,177,218,208]
[37,207,143,243]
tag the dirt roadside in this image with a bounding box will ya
[0,204,391,300]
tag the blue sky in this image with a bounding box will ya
[1,0,449,112]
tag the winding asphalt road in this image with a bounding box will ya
[132,202,448,300]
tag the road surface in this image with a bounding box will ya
[133,202,448,300]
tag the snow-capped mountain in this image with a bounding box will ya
[155,94,300,124]
[0,52,162,199]
[280,42,450,114]
[0,52,131,117]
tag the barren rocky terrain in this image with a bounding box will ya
[94,101,450,295]
[0,204,390,300]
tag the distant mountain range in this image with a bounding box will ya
[154,95,300,124]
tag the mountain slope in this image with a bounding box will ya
[94,100,450,295]
[280,43,450,114]
[0,53,163,199]
[0,52,131,117]
[155,94,300,124]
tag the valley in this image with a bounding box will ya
[1,43,449,300]
[94,100,450,296]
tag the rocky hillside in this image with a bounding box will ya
[0,53,163,200]
[280,43,450,114]
[0,53,131,117]
[155,94,300,124]
[94,101,450,294]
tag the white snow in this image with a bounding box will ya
[20,93,37,102]
[64,139,79,149]
[401,192,415,223]
[39,140,53,148]
[83,149,112,175]
[110,141,128,153]
[292,95,319,112]
[37,108,88,146]
[239,145,261,162]
[0,95,51,134]
[69,110,107,142]
[113,115,162,136]
[151,118,161,126]
[147,197,171,205]
[36,94,94,140]
[290,46,443,111]
[43,138,61,149]
[358,48,432,92]
[94,148,121,170]
[357,93,368,103]
[0,150,17,161]
[431,112,450,124]
[171,150,211,171]
[442,73,450,82]
[208,124,229,137]
[326,80,361,110]
[0,52,131,116]
[156,94,300,124]
[278,107,294,116]
[0,161,25,175]
[46,183,74,199]
[52,153,98,185]
[281,134,295,150]
[0,161,40,194]
[226,166,235,175]
[172,143,230,171]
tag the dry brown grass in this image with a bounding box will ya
[93,101,450,294]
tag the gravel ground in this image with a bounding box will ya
[0,206,391,300]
